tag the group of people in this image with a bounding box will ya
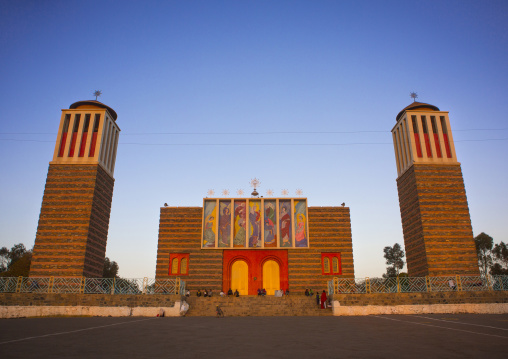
[188,287,328,307]
[304,289,328,308]
[191,289,243,297]
[257,288,267,296]
[195,289,215,297]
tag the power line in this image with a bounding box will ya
[0,128,507,136]
[1,138,506,146]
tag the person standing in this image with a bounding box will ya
[316,292,320,307]
[320,290,327,309]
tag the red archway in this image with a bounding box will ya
[223,250,288,295]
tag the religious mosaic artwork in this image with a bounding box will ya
[263,200,277,247]
[218,201,231,247]
[248,200,261,248]
[279,200,292,247]
[202,198,308,249]
[294,199,308,247]
[202,200,217,248]
[233,200,247,247]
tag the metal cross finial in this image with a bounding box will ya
[250,178,261,189]
[410,92,418,102]
[93,90,102,101]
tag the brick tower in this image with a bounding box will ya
[391,102,479,277]
[29,100,120,277]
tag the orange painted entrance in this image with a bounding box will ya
[231,260,249,295]
[262,260,280,295]
[223,250,288,295]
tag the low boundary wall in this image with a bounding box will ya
[331,291,508,316]
[1,291,508,318]
[0,293,182,318]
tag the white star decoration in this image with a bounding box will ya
[281,189,289,196]
[296,189,303,196]
[266,189,274,197]
[207,189,215,197]
[237,189,244,196]
[221,189,230,197]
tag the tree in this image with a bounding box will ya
[382,243,405,278]
[0,243,31,277]
[2,252,32,277]
[491,241,508,276]
[103,257,119,278]
[474,232,493,277]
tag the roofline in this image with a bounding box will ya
[69,100,117,121]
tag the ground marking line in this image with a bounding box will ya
[409,315,508,331]
[372,316,508,339]
[0,317,157,345]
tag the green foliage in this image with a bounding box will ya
[0,243,31,276]
[490,241,508,275]
[475,232,494,277]
[382,243,405,278]
[492,241,508,265]
[103,257,119,278]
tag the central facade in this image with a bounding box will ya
[156,198,354,295]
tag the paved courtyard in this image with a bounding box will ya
[1,314,507,358]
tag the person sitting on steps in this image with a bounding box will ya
[227,288,233,296]
[305,289,309,296]
[234,289,240,297]
[204,289,208,297]
[197,289,202,297]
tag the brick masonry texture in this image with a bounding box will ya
[30,164,115,278]
[1,291,506,317]
[0,293,178,307]
[332,291,508,306]
[397,164,480,277]
[155,206,354,292]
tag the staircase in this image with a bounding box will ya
[183,295,333,316]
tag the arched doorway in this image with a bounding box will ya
[262,260,280,295]
[231,260,248,295]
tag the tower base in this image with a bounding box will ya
[397,164,479,277]
[29,164,115,277]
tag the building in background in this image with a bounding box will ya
[392,102,479,277]
[29,101,120,277]
[156,198,354,294]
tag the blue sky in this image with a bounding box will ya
[1,0,507,278]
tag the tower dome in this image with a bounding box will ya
[396,102,439,122]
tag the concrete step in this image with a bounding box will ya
[182,295,333,316]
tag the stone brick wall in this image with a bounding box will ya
[332,291,508,306]
[0,293,179,307]
[155,206,354,293]
[288,207,354,293]
[156,207,223,291]
[30,164,115,278]
[397,164,479,277]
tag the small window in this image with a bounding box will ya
[333,257,339,273]
[322,253,341,275]
[180,258,187,274]
[171,258,179,274]
[323,258,330,274]
[169,253,190,276]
